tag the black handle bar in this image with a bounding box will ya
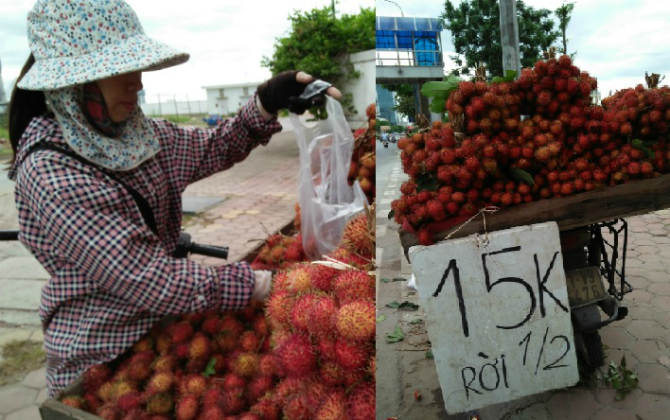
[0,230,229,260]
[0,230,19,241]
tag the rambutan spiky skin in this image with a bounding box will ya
[120,409,149,420]
[229,352,260,378]
[145,371,175,396]
[250,396,281,420]
[169,321,194,344]
[265,289,293,330]
[178,374,209,397]
[61,395,87,410]
[283,391,313,420]
[238,413,262,420]
[116,391,142,412]
[188,332,211,361]
[314,390,348,420]
[346,383,375,420]
[96,404,122,420]
[340,212,373,258]
[200,317,221,336]
[239,330,260,353]
[199,405,226,420]
[246,376,274,404]
[278,333,317,377]
[221,387,247,415]
[306,294,338,338]
[282,264,313,293]
[175,394,199,420]
[83,364,112,393]
[145,393,174,415]
[333,271,374,305]
[319,361,346,387]
[335,300,376,342]
[290,293,320,332]
[334,339,369,371]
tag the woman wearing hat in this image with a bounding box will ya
[8,0,341,397]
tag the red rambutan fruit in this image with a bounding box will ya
[278,334,316,377]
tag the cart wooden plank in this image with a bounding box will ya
[400,173,670,253]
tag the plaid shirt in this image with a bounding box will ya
[9,97,281,396]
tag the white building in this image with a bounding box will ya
[202,82,259,116]
[200,49,375,123]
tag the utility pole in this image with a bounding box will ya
[499,0,521,79]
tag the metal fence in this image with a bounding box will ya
[140,94,208,118]
[376,49,444,67]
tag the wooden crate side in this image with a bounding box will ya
[40,377,102,420]
[239,220,297,264]
[400,174,670,252]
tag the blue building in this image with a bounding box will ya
[376,17,445,123]
[376,85,397,126]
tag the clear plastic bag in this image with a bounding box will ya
[291,97,368,260]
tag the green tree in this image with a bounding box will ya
[554,0,576,57]
[382,84,416,120]
[441,0,560,78]
[261,6,374,83]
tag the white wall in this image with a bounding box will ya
[342,49,375,126]
[205,84,258,116]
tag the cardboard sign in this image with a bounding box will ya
[409,222,579,414]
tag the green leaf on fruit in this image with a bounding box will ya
[202,357,217,377]
[491,70,517,84]
[381,277,391,283]
[631,138,655,159]
[386,325,405,343]
[410,319,424,325]
[429,100,446,114]
[508,167,535,186]
[388,209,396,220]
[377,314,387,323]
[420,77,461,98]
[416,174,438,192]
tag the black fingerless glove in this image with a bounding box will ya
[257,71,323,115]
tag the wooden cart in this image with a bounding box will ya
[399,175,670,368]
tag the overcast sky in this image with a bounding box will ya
[0,0,374,103]
[376,0,670,100]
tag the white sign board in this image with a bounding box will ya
[409,222,579,414]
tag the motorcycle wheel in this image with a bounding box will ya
[574,330,605,369]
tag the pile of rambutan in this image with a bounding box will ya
[61,302,283,420]
[393,54,670,245]
[60,210,375,420]
[348,103,377,204]
[264,210,375,420]
[251,232,307,271]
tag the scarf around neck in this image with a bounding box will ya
[44,84,160,171]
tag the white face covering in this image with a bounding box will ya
[44,85,160,171]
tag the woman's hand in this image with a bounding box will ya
[257,71,342,115]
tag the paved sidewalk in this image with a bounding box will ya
[376,151,670,420]
[0,118,304,419]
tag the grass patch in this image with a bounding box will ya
[0,339,47,387]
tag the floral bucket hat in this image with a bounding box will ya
[18,0,189,90]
